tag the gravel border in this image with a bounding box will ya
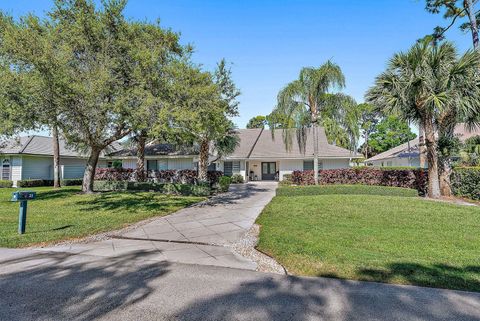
[231,224,287,275]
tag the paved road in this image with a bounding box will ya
[1,249,479,321]
[37,182,278,270]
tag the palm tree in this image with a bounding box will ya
[435,45,480,196]
[272,61,355,184]
[366,41,480,198]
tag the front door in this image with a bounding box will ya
[261,162,276,180]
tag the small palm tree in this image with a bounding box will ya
[366,41,480,198]
[272,61,355,184]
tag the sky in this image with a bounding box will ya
[0,0,474,129]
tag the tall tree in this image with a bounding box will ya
[434,45,480,196]
[0,12,69,188]
[246,116,267,128]
[158,61,240,182]
[361,116,417,157]
[49,0,183,193]
[358,103,380,158]
[366,42,480,198]
[425,0,479,48]
[271,61,353,184]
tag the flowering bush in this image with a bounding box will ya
[95,168,224,185]
[290,168,427,195]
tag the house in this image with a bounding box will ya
[1,127,358,186]
[365,124,480,167]
[0,136,122,187]
[111,127,358,181]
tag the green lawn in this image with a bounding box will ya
[257,185,480,292]
[0,186,204,248]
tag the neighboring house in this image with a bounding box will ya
[1,127,358,186]
[0,136,122,187]
[114,128,358,181]
[365,124,480,167]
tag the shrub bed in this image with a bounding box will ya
[17,179,54,188]
[230,174,244,184]
[451,167,480,200]
[93,180,211,196]
[0,180,13,188]
[61,179,83,186]
[290,168,427,195]
[218,176,231,192]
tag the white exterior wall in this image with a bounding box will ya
[322,158,350,169]
[278,159,303,181]
[22,156,53,180]
[121,157,195,170]
[122,159,137,169]
[369,156,421,168]
[11,156,22,186]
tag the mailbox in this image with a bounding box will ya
[11,191,36,202]
[11,191,36,234]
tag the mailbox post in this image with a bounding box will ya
[11,191,36,234]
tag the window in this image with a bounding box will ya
[147,160,157,171]
[224,161,233,176]
[303,160,313,171]
[386,161,393,167]
[158,160,168,170]
[2,159,10,181]
[303,160,323,170]
[208,163,216,171]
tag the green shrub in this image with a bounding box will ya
[17,179,54,187]
[61,179,83,186]
[276,185,419,198]
[127,181,164,192]
[192,182,211,196]
[0,180,13,188]
[218,176,231,192]
[94,180,128,191]
[280,174,293,186]
[230,174,244,184]
[451,167,480,200]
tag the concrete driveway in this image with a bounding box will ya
[37,182,278,270]
[1,249,479,321]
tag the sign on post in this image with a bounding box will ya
[11,191,36,234]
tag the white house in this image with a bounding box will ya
[0,136,122,187]
[110,128,359,181]
[1,127,358,186]
[365,124,480,167]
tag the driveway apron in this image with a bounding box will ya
[36,182,278,270]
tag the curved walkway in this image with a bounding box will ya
[37,182,278,270]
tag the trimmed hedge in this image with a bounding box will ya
[0,180,13,188]
[95,168,224,185]
[17,179,54,188]
[277,184,419,198]
[290,168,427,195]
[93,180,211,196]
[61,179,83,186]
[451,167,480,200]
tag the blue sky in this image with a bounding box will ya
[1,0,474,129]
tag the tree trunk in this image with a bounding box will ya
[52,125,61,188]
[313,123,319,185]
[466,0,479,49]
[439,159,453,197]
[198,139,209,182]
[364,132,369,159]
[82,147,101,194]
[136,134,146,182]
[418,122,427,168]
[424,119,441,198]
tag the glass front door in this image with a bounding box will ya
[261,162,276,180]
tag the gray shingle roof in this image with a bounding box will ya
[0,135,122,158]
[227,128,357,160]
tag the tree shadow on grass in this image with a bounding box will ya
[35,188,82,201]
[0,250,170,321]
[75,192,200,213]
[356,262,480,293]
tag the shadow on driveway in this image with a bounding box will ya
[0,250,170,321]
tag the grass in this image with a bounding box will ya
[257,184,480,292]
[0,186,204,248]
